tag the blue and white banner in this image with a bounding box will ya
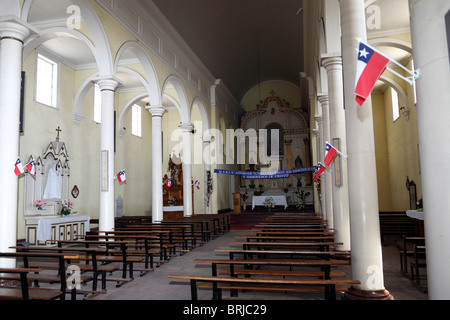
[214,167,317,179]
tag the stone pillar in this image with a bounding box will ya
[318,94,333,228]
[0,18,34,268]
[179,123,194,217]
[97,78,120,233]
[322,54,351,253]
[339,0,392,299]
[147,105,166,223]
[315,114,326,220]
[409,0,450,300]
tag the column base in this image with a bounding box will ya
[342,286,394,300]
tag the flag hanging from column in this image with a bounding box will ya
[165,178,172,187]
[195,180,200,189]
[355,41,390,106]
[313,163,326,183]
[324,142,348,166]
[14,157,24,176]
[116,170,126,183]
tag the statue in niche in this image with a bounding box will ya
[43,162,61,200]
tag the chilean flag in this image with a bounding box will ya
[313,163,326,183]
[165,178,172,187]
[14,158,24,176]
[324,142,338,166]
[26,159,36,177]
[355,42,389,106]
[195,180,200,190]
[116,170,126,183]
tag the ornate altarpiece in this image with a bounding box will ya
[240,92,313,206]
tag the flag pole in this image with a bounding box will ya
[356,38,420,84]
[326,141,348,159]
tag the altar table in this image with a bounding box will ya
[252,196,288,210]
[36,215,90,243]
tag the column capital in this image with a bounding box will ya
[94,76,121,91]
[317,94,329,106]
[0,16,37,42]
[146,105,167,117]
[179,123,194,133]
[321,53,343,71]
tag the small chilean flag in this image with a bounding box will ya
[313,163,326,183]
[324,142,338,166]
[26,159,36,177]
[116,170,126,183]
[355,41,389,106]
[14,157,24,176]
[195,180,200,189]
[165,178,172,187]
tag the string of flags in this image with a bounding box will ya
[313,142,348,182]
[355,39,420,107]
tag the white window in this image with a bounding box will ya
[36,53,58,108]
[132,104,142,137]
[391,87,400,122]
[93,83,102,124]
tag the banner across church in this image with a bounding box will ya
[214,167,317,179]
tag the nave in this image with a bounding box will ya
[0,211,427,302]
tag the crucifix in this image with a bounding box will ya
[55,127,62,141]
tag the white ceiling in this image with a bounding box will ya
[25,0,412,101]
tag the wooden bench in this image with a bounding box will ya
[214,249,339,261]
[410,245,427,293]
[236,235,336,242]
[230,241,342,252]
[0,252,76,300]
[51,240,143,287]
[11,245,111,293]
[168,275,359,300]
[397,236,425,276]
[0,268,63,300]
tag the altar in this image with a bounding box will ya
[252,195,288,210]
[163,206,184,220]
[33,215,90,244]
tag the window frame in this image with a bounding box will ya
[93,83,102,124]
[34,51,60,109]
[131,104,142,138]
[391,87,400,122]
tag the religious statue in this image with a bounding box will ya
[43,162,61,200]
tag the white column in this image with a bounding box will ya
[179,123,194,217]
[339,0,391,299]
[409,0,450,300]
[203,135,212,214]
[315,115,326,220]
[147,106,166,223]
[0,19,34,268]
[97,78,119,233]
[318,94,334,228]
[322,54,351,253]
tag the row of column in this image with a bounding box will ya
[0,17,196,270]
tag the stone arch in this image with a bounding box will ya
[191,97,210,135]
[22,0,113,76]
[114,41,161,106]
[162,75,190,124]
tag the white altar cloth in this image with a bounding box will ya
[252,196,288,210]
[37,215,90,242]
[406,210,424,221]
[163,206,184,212]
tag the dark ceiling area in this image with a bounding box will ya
[151,0,304,103]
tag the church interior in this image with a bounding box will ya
[0,0,449,304]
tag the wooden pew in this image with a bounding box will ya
[409,245,427,293]
[398,236,425,276]
[0,268,63,300]
[11,245,111,294]
[0,252,77,300]
[51,240,143,287]
[236,235,336,243]
[168,275,359,300]
[230,241,342,252]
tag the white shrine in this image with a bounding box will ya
[240,92,314,209]
[23,128,89,245]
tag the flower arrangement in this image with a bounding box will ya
[294,189,311,212]
[168,196,177,206]
[263,197,275,212]
[60,199,74,216]
[34,200,47,210]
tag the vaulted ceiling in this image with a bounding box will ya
[151,0,305,104]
